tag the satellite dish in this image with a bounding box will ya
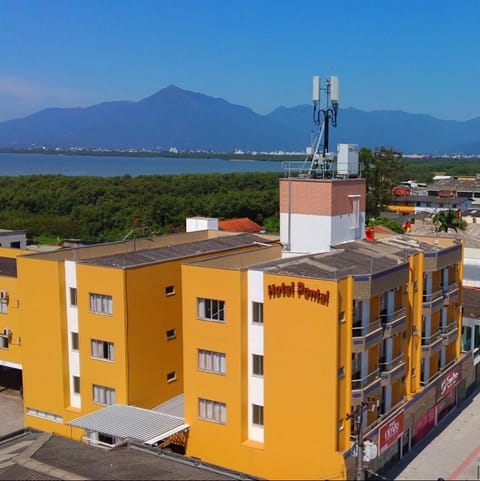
[363,441,378,461]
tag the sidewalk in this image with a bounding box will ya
[385,389,480,480]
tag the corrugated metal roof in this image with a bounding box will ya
[67,404,189,445]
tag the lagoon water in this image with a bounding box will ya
[0,153,288,177]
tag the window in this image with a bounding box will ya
[0,335,8,349]
[69,287,77,306]
[72,376,80,394]
[166,329,176,340]
[166,371,176,382]
[91,339,114,361]
[71,332,79,350]
[197,298,225,322]
[89,293,112,315]
[198,349,226,374]
[252,354,264,377]
[349,195,360,229]
[198,398,226,424]
[92,384,116,405]
[252,404,264,426]
[27,407,63,423]
[165,285,175,296]
[252,302,263,324]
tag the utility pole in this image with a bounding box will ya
[346,397,379,481]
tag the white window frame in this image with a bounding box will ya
[92,384,116,405]
[166,328,176,340]
[349,194,360,230]
[71,332,79,351]
[252,354,264,377]
[89,293,113,316]
[91,339,115,361]
[72,376,80,394]
[197,298,225,322]
[69,287,78,307]
[252,302,263,324]
[252,404,264,426]
[198,398,226,424]
[198,349,226,375]
[166,371,177,383]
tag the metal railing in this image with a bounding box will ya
[421,329,442,346]
[380,307,407,325]
[352,319,382,338]
[352,369,380,390]
[379,353,405,372]
[422,288,444,303]
[441,321,458,334]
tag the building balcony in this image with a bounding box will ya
[351,369,381,405]
[381,307,407,338]
[352,319,383,353]
[442,282,459,305]
[422,288,445,316]
[379,353,406,386]
[441,321,459,345]
[421,329,443,357]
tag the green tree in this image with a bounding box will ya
[432,209,467,233]
[361,147,405,218]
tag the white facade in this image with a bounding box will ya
[186,217,219,232]
[280,211,365,255]
[65,260,81,408]
[247,269,264,442]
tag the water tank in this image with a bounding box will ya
[336,144,359,177]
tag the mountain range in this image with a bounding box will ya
[0,85,479,155]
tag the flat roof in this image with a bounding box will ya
[251,236,457,280]
[80,233,276,269]
[68,404,188,445]
[0,256,17,278]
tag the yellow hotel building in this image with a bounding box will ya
[0,174,471,480]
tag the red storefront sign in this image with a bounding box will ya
[436,366,461,400]
[378,410,404,454]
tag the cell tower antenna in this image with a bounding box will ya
[309,73,340,178]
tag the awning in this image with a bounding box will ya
[67,404,189,445]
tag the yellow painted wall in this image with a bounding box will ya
[17,257,70,431]
[0,248,31,368]
[125,261,184,408]
[76,264,128,412]
[183,263,347,480]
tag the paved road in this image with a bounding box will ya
[385,389,480,480]
[0,388,23,437]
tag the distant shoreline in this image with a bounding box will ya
[0,148,304,162]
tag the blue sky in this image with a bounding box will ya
[1,0,479,122]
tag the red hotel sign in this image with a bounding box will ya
[378,410,404,454]
[267,282,330,306]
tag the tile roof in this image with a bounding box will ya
[218,218,263,233]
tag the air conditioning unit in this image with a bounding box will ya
[2,328,12,341]
[0,290,9,304]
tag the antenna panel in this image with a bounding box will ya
[312,76,321,103]
[330,76,340,103]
